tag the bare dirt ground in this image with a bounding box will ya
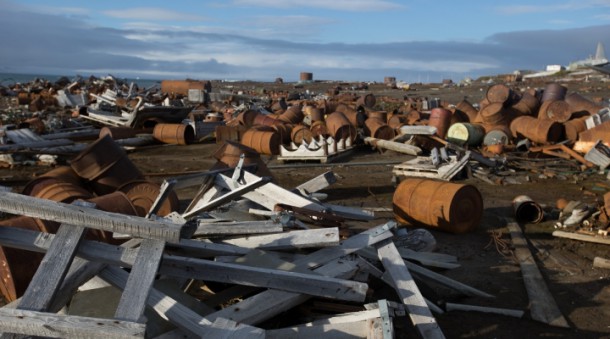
[1,77,610,338]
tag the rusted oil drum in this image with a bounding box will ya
[486,84,519,106]
[153,123,195,145]
[236,110,260,128]
[34,182,93,203]
[513,195,544,224]
[455,99,479,123]
[578,120,610,142]
[70,135,144,195]
[565,92,604,116]
[511,91,540,116]
[483,126,512,146]
[22,166,83,196]
[406,110,422,124]
[510,116,564,144]
[0,216,49,302]
[428,108,452,139]
[84,191,140,243]
[310,121,329,139]
[215,125,246,144]
[479,102,514,126]
[270,98,288,114]
[564,116,589,143]
[366,110,388,123]
[541,83,567,102]
[356,93,376,109]
[387,113,407,129]
[21,117,46,134]
[304,106,324,122]
[117,180,180,217]
[364,118,395,140]
[210,140,274,179]
[325,112,357,142]
[538,100,572,123]
[447,123,485,146]
[393,178,483,234]
[272,123,293,144]
[252,113,282,127]
[339,107,366,128]
[291,124,314,145]
[278,105,304,124]
[240,129,281,155]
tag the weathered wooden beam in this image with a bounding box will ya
[445,302,524,318]
[0,309,145,339]
[552,230,610,245]
[376,238,445,339]
[115,239,165,323]
[593,256,610,269]
[508,221,569,328]
[17,222,88,312]
[194,220,283,237]
[0,192,184,243]
[220,228,340,250]
[266,320,370,338]
[161,255,368,302]
[294,171,337,194]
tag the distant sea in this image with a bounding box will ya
[0,72,161,89]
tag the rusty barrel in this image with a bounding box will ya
[240,128,281,155]
[99,127,141,140]
[339,106,366,128]
[85,191,140,244]
[393,178,483,234]
[34,182,93,203]
[304,106,324,122]
[21,117,46,134]
[538,100,572,123]
[236,109,260,128]
[511,91,540,116]
[387,113,407,129]
[364,118,395,140]
[486,84,519,106]
[117,180,180,218]
[479,102,514,126]
[22,166,83,196]
[564,116,589,143]
[252,113,282,127]
[428,108,452,139]
[447,123,485,146]
[483,125,512,146]
[291,124,314,145]
[153,123,195,145]
[565,92,604,116]
[513,195,544,224]
[510,116,564,144]
[541,83,567,102]
[325,112,357,142]
[356,93,376,109]
[278,105,304,124]
[70,135,144,196]
[272,123,293,144]
[578,120,610,143]
[210,140,274,179]
[367,110,388,122]
[455,99,479,123]
[310,121,329,139]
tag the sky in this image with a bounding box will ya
[1,0,610,83]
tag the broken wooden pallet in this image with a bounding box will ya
[277,136,354,163]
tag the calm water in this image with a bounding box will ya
[0,72,161,89]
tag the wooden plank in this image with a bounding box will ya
[266,320,370,338]
[18,220,88,311]
[181,175,270,219]
[115,239,166,322]
[0,191,184,243]
[294,171,337,194]
[99,266,264,338]
[560,144,595,167]
[293,221,396,269]
[220,228,340,250]
[553,230,610,245]
[0,309,145,339]
[593,257,610,269]
[203,257,361,325]
[375,238,445,339]
[159,255,368,302]
[194,220,283,236]
[445,302,524,318]
[508,221,569,327]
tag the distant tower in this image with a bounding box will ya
[595,42,606,60]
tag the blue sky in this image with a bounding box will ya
[1,0,609,82]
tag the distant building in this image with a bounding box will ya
[546,65,565,72]
[567,42,609,70]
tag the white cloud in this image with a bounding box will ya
[497,1,610,14]
[102,7,205,21]
[231,0,405,11]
